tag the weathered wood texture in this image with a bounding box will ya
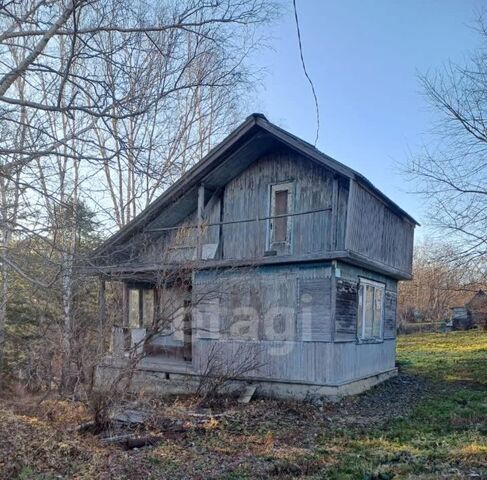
[334,279,358,341]
[297,277,332,342]
[335,261,398,342]
[138,211,198,264]
[192,338,396,385]
[346,181,414,275]
[150,285,188,348]
[384,291,397,339]
[104,148,412,282]
[221,150,347,260]
[328,339,396,383]
[192,263,333,344]
[190,262,397,384]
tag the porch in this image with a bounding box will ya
[97,273,194,368]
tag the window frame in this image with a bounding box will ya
[357,277,385,343]
[267,181,294,252]
[128,287,155,328]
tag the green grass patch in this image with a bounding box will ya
[397,330,487,384]
[2,331,486,479]
[318,331,487,479]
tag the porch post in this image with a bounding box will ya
[138,288,143,328]
[98,277,106,354]
[121,282,130,352]
[122,282,129,327]
[153,287,160,328]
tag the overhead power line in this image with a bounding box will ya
[292,0,320,146]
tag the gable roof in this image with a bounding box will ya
[95,113,419,256]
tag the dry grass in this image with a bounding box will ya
[0,330,485,479]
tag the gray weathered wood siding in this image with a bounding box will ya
[326,340,396,383]
[137,195,223,264]
[150,285,187,348]
[137,211,198,264]
[334,279,359,342]
[191,338,396,385]
[117,148,413,282]
[221,150,347,260]
[383,291,397,340]
[136,149,347,266]
[190,261,398,385]
[193,263,333,343]
[334,261,398,343]
[335,178,349,250]
[192,263,335,384]
[346,181,414,275]
[296,277,332,341]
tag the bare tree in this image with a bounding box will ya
[398,240,483,327]
[0,0,275,391]
[408,17,487,276]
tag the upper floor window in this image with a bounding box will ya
[269,182,293,250]
[357,278,384,341]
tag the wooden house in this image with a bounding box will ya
[93,114,417,399]
[465,290,487,330]
[452,290,487,331]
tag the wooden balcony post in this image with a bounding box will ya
[197,184,205,260]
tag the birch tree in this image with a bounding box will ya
[0,0,274,391]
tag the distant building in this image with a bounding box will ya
[466,290,487,330]
[451,290,487,331]
[451,306,472,331]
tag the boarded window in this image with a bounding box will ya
[297,277,332,341]
[269,182,293,248]
[358,279,384,341]
[334,279,358,341]
[383,290,397,339]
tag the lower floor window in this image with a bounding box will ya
[128,287,154,328]
[357,279,384,341]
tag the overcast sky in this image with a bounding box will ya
[250,0,485,236]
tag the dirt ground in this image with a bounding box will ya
[0,331,485,479]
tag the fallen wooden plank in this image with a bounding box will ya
[238,384,257,404]
[111,409,149,425]
[100,433,161,449]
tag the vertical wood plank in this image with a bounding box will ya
[122,282,129,327]
[153,287,160,327]
[197,184,205,260]
[330,176,338,250]
[138,288,144,328]
[344,178,355,251]
[219,187,225,259]
[98,278,106,354]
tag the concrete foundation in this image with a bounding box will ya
[95,356,398,401]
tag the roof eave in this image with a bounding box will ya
[94,114,260,256]
[95,113,419,257]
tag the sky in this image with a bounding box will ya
[250,0,486,237]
